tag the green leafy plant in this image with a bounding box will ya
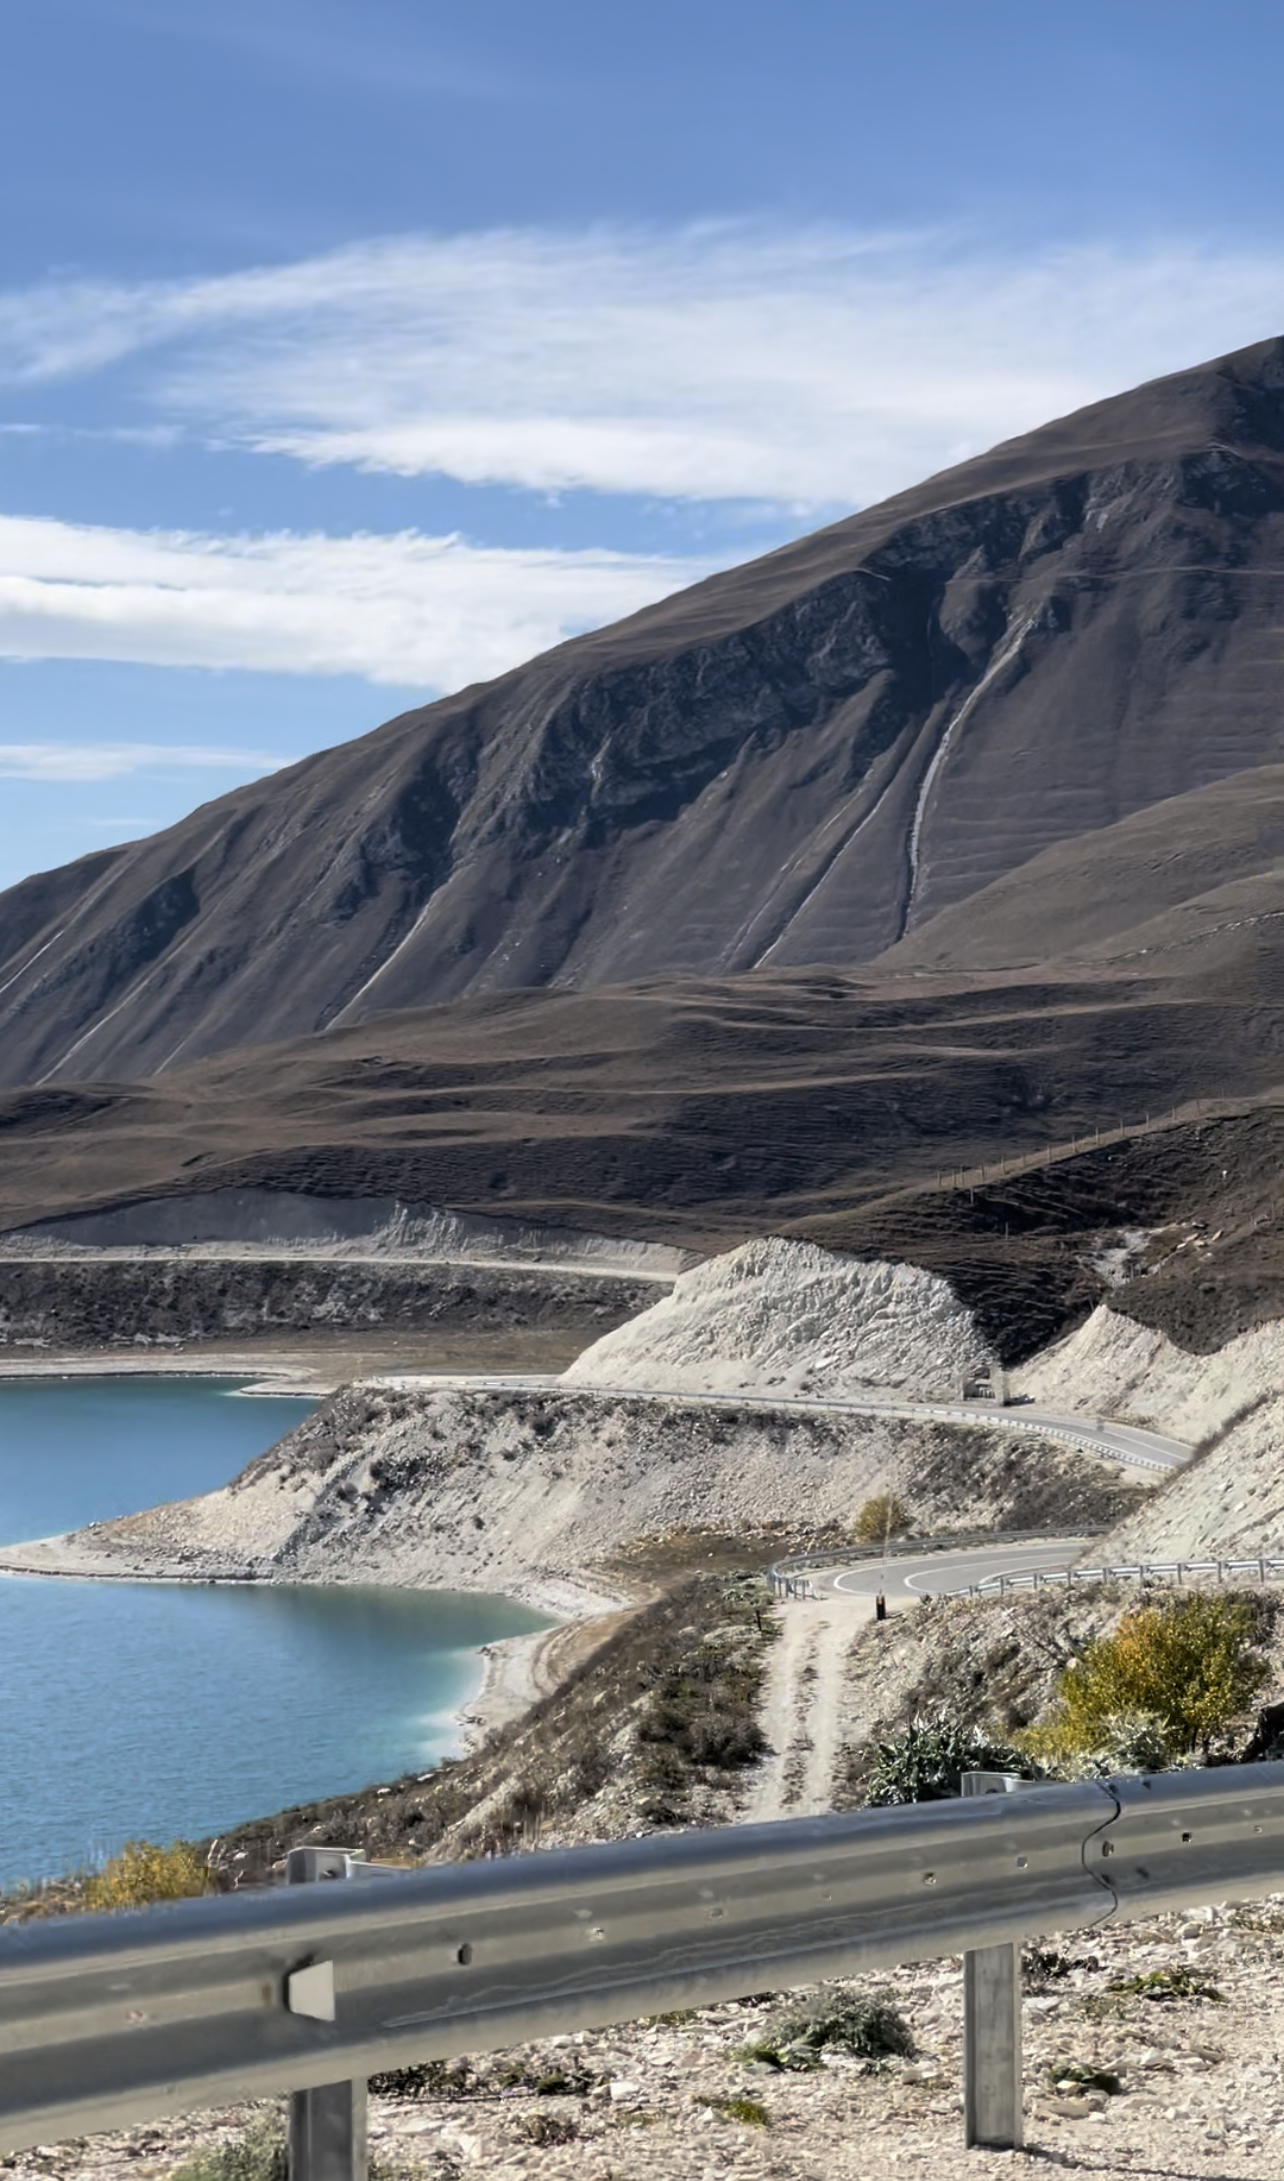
[862,1716,1039,1806]
[1019,1596,1271,1766]
[1106,1964,1225,2004]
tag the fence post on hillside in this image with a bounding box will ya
[285,1848,369,2181]
[961,1774,1026,2151]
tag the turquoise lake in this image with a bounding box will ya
[0,1377,548,1887]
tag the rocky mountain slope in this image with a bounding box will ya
[2,335,1284,1085]
[0,1377,1141,1594]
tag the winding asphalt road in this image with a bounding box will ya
[381,1372,1190,1476]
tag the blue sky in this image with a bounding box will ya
[3,0,1284,890]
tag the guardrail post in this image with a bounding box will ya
[285,1848,368,2181]
[961,1774,1024,2150]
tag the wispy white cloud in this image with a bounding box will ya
[0,741,284,782]
[0,513,715,686]
[1,227,1282,508]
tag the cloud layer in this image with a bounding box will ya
[0,741,284,782]
[2,226,1283,509]
[0,514,711,686]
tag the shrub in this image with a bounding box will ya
[170,2120,288,2181]
[635,1592,771,1803]
[172,2121,403,2181]
[854,1495,912,1546]
[1019,1595,1271,1766]
[1046,2062,1123,2096]
[520,2111,579,2145]
[862,1716,1039,1806]
[1106,1964,1224,2004]
[1055,1708,1174,1779]
[84,1839,211,1912]
[368,2059,474,2100]
[769,1991,916,2062]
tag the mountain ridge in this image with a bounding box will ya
[2,333,1284,1085]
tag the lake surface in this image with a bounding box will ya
[0,1378,548,1887]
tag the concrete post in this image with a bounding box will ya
[285,1849,368,2181]
[961,1774,1024,2150]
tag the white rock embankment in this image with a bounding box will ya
[1015,1302,1284,1564]
[0,1382,1128,1601]
[564,1238,992,1399]
[1015,1303,1284,1443]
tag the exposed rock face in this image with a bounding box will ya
[0,1257,655,1352]
[565,1238,991,1399]
[3,336,1284,1084]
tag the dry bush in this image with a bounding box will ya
[84,1839,211,1911]
[853,1494,912,1545]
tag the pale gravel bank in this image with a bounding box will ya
[1017,1303,1284,1565]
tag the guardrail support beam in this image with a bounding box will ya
[290,2081,366,2181]
[961,1772,1024,2150]
[963,1940,1023,2149]
[286,1848,368,2181]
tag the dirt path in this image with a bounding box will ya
[747,1597,867,1820]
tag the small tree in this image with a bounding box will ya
[1021,1594,1271,1767]
[854,1493,912,1546]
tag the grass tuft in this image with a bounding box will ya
[1106,1963,1225,2004]
[711,2095,772,2128]
[770,1990,916,2062]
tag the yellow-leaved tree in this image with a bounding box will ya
[85,1839,212,1911]
[854,1494,912,1546]
[1022,1594,1271,1768]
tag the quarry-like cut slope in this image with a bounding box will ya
[1019,1300,1284,1567]
[564,1237,991,1399]
[3,335,1284,1083]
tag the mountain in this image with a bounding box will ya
[2,334,1284,1086]
[877,762,1284,982]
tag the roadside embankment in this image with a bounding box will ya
[1016,1302,1284,1565]
[8,1187,688,1278]
[0,1381,1147,1601]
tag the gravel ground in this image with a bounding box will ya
[7,1901,1284,2181]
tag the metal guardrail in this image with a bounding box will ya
[4,1766,1284,2170]
[918,1406,1181,1474]
[952,1557,1284,1598]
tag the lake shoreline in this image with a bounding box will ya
[0,1374,584,1884]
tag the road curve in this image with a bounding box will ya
[375,1372,1189,1475]
[822,1539,1092,1607]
